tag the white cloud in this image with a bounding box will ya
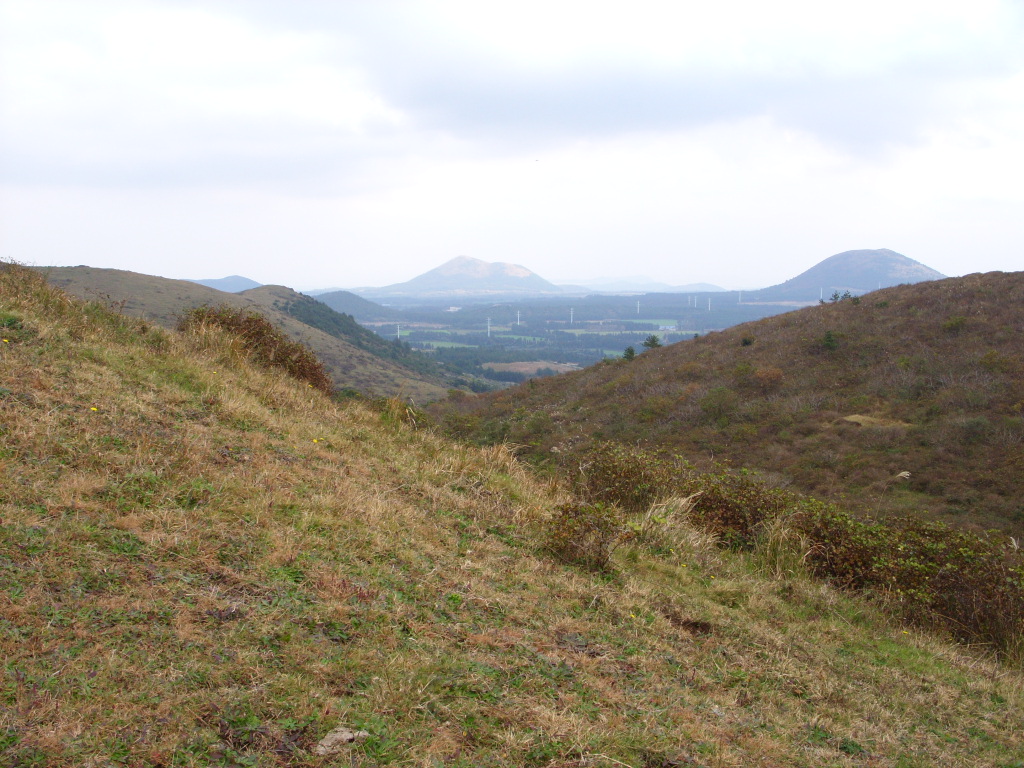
[1,0,1022,287]
[0,0,405,187]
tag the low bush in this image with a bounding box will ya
[571,442,676,515]
[178,306,333,394]
[679,470,793,549]
[545,502,628,572]
[792,501,1024,654]
[699,386,740,424]
[753,366,784,391]
[0,310,23,329]
[676,477,1024,654]
[565,442,1024,655]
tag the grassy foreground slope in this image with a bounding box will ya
[39,266,452,402]
[2,264,1023,767]
[432,272,1024,534]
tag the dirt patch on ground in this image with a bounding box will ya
[842,414,911,428]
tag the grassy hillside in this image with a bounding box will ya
[431,272,1024,534]
[38,266,453,402]
[2,263,1023,767]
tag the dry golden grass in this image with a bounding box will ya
[2,263,1024,767]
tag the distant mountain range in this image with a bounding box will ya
[344,249,944,303]
[200,249,941,305]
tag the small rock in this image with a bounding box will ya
[313,726,370,755]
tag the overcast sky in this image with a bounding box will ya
[1,0,1022,290]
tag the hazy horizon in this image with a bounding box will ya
[2,1,1022,289]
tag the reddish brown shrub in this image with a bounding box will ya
[178,306,333,394]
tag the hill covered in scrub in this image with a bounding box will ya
[432,272,1024,535]
[38,266,458,402]
[2,263,1024,767]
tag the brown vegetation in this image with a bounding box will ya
[3,263,1024,766]
[177,305,334,394]
[566,443,1024,655]
[431,272,1024,534]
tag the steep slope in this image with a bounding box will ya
[751,249,945,301]
[38,266,451,401]
[432,272,1024,533]
[3,263,1022,766]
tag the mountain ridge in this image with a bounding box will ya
[37,266,454,401]
[347,248,944,304]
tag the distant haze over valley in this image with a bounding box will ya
[319,248,947,304]
[142,248,947,304]
[568,277,727,293]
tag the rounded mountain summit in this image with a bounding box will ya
[356,255,562,299]
[751,249,946,302]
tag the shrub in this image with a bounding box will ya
[753,366,784,391]
[871,518,1024,646]
[0,311,23,330]
[177,306,333,394]
[679,470,793,548]
[572,442,676,515]
[790,500,1024,654]
[699,386,739,425]
[545,502,627,571]
[732,362,754,386]
[979,349,1014,374]
[554,435,1024,653]
[654,466,1024,654]
[789,499,887,590]
[942,315,968,334]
